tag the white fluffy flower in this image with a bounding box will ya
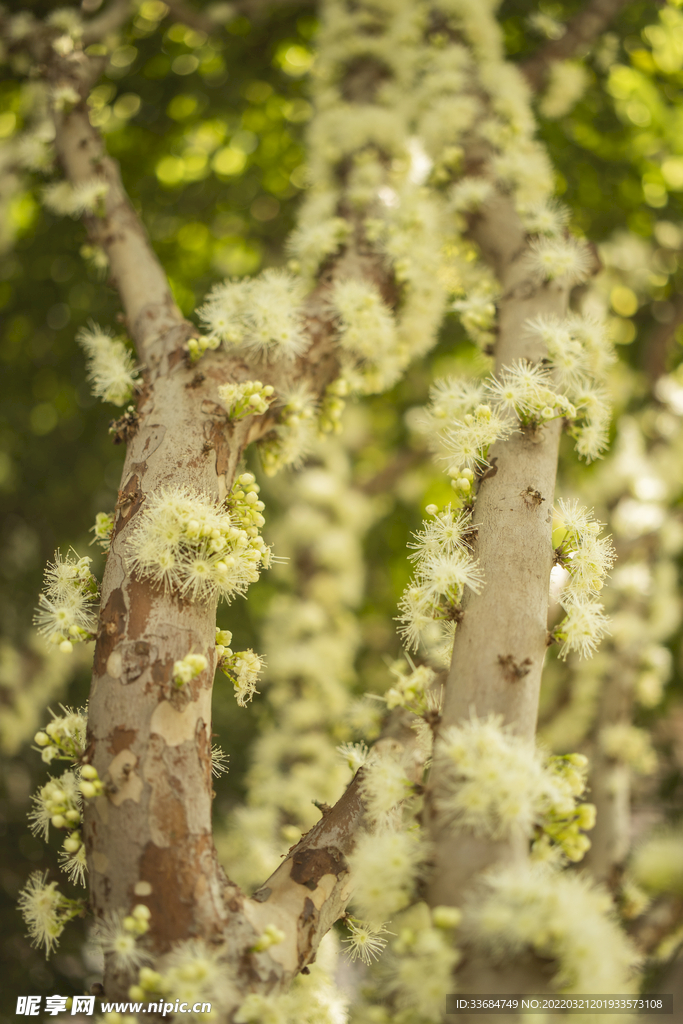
[18,872,80,957]
[467,863,639,993]
[198,270,309,360]
[127,483,270,604]
[97,912,151,972]
[556,593,611,660]
[528,236,592,285]
[347,827,423,928]
[77,322,139,406]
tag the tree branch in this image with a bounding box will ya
[427,191,571,906]
[521,0,631,90]
[50,56,185,361]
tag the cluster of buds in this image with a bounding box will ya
[91,511,114,550]
[33,551,99,653]
[123,903,151,937]
[172,653,208,689]
[449,467,474,497]
[533,753,597,863]
[227,473,266,534]
[34,707,86,763]
[37,776,81,833]
[186,334,220,364]
[384,663,437,716]
[217,380,275,421]
[130,965,163,1003]
[216,630,264,708]
[79,764,105,800]
[318,378,348,434]
[250,923,286,953]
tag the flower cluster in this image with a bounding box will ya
[532,754,597,864]
[551,500,615,659]
[383,663,437,716]
[390,915,461,1023]
[318,377,348,435]
[91,511,114,550]
[631,830,683,897]
[33,705,87,763]
[330,278,400,395]
[433,719,595,861]
[257,384,317,476]
[218,647,264,708]
[347,827,423,929]
[539,61,590,120]
[211,744,230,778]
[443,403,513,480]
[99,906,151,973]
[33,551,99,653]
[217,380,275,421]
[359,748,414,825]
[18,872,84,957]
[396,503,482,656]
[127,479,270,604]
[467,863,639,993]
[250,923,286,954]
[197,269,309,361]
[528,236,592,285]
[42,177,108,218]
[599,724,657,776]
[172,653,208,689]
[527,313,614,461]
[29,771,82,841]
[130,938,235,1019]
[77,322,139,407]
[186,334,220,363]
[485,360,575,429]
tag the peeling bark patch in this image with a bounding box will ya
[151,655,174,689]
[139,424,167,460]
[150,789,189,846]
[252,887,272,903]
[521,486,544,507]
[301,897,316,925]
[109,727,138,755]
[480,457,498,481]
[138,840,199,948]
[126,576,156,641]
[290,847,345,891]
[207,421,232,478]
[150,692,211,747]
[95,587,127,676]
[114,474,143,534]
[297,897,319,966]
[497,654,532,682]
[108,748,143,806]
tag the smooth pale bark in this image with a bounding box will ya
[428,194,571,907]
